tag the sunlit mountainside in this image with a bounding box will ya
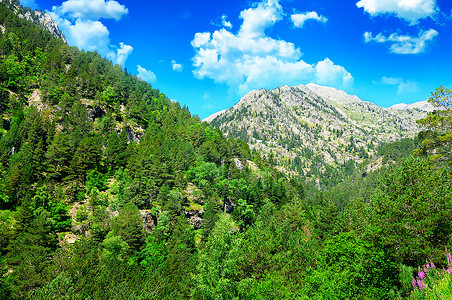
[207,83,433,187]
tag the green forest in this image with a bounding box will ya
[0,2,452,299]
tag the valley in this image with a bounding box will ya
[0,1,451,299]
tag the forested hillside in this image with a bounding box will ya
[0,1,452,299]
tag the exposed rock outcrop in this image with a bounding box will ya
[206,83,431,184]
[0,0,66,42]
[140,210,157,231]
[184,208,204,230]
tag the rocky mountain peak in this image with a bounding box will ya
[389,100,435,112]
[206,83,433,187]
[0,0,66,42]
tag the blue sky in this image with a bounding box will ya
[20,0,452,119]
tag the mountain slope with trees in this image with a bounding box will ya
[0,2,451,299]
[0,2,307,298]
[207,84,432,188]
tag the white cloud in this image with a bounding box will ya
[171,60,183,72]
[137,65,157,83]
[51,16,111,53]
[20,0,38,9]
[291,11,328,28]
[380,76,419,94]
[211,15,233,29]
[315,58,354,90]
[221,15,233,29]
[109,42,133,67]
[191,0,353,95]
[356,0,438,25]
[364,28,438,54]
[50,0,132,66]
[239,0,283,39]
[52,0,128,21]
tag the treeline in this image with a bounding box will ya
[0,2,452,299]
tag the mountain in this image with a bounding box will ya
[389,100,434,111]
[0,4,306,297]
[206,84,432,187]
[2,2,452,299]
[0,0,66,41]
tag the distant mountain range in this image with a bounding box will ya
[205,84,432,187]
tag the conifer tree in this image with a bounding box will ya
[416,86,452,167]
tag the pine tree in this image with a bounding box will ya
[45,131,72,180]
[416,86,452,167]
[110,202,144,253]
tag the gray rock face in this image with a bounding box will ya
[140,210,157,231]
[0,0,66,42]
[19,10,67,42]
[184,209,204,229]
[207,83,431,182]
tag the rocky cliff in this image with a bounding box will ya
[206,84,432,187]
[0,0,66,42]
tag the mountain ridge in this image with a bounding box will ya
[205,84,433,122]
[206,84,431,187]
[0,0,66,42]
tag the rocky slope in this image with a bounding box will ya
[206,84,433,187]
[0,0,66,41]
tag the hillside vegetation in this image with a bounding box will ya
[208,84,432,188]
[0,2,452,299]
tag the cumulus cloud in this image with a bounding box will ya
[364,29,438,54]
[52,0,128,21]
[239,0,283,39]
[315,58,354,89]
[20,0,38,9]
[191,0,353,95]
[356,0,438,25]
[51,16,110,52]
[291,11,328,28]
[137,65,157,83]
[50,0,132,66]
[171,60,183,72]
[380,76,419,94]
[109,42,133,67]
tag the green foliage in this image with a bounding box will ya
[302,232,398,299]
[101,234,129,262]
[378,138,418,163]
[110,202,144,253]
[232,198,255,229]
[3,4,452,299]
[372,156,452,266]
[6,209,58,298]
[202,193,222,239]
[45,131,72,180]
[193,214,240,299]
[109,167,132,210]
[105,130,128,169]
[85,170,107,194]
[408,272,452,299]
[163,216,196,298]
[30,186,71,232]
[69,136,102,181]
[416,86,452,167]
[139,233,168,274]
[30,273,74,300]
